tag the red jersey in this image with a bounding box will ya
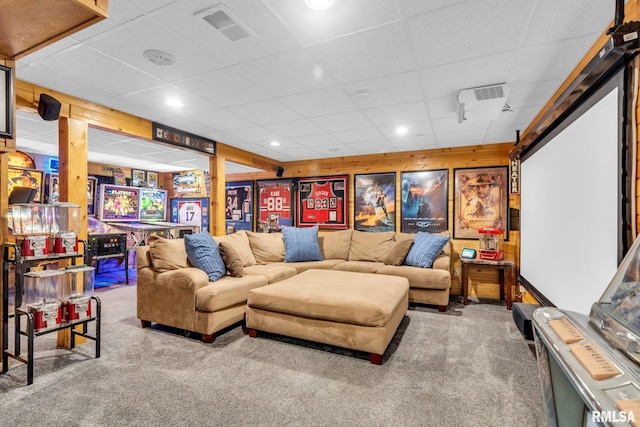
[301,182,342,223]
[259,185,291,222]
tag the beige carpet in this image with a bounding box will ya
[0,284,545,426]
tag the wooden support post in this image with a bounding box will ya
[210,155,226,236]
[56,117,89,348]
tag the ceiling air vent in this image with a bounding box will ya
[199,5,255,42]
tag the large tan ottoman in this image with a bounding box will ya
[246,269,409,364]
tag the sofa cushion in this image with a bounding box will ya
[333,260,385,274]
[378,265,451,290]
[282,226,323,262]
[214,230,256,267]
[184,232,226,281]
[195,275,269,312]
[404,232,451,268]
[318,229,352,260]
[243,264,298,284]
[246,232,285,263]
[384,239,414,266]
[348,230,395,262]
[272,259,346,274]
[218,241,244,277]
[147,235,189,272]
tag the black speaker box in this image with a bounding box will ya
[512,302,539,341]
[38,94,61,121]
[276,166,284,177]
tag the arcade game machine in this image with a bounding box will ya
[95,184,170,252]
[533,236,640,426]
[138,188,199,238]
[87,217,129,285]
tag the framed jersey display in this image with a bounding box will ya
[225,180,253,231]
[170,197,209,232]
[296,175,348,230]
[256,179,295,232]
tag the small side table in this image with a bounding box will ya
[461,258,515,310]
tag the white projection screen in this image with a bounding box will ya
[520,71,626,315]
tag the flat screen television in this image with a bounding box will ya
[139,188,167,221]
[98,184,140,222]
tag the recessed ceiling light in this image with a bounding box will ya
[270,141,281,147]
[395,126,409,135]
[355,90,371,101]
[328,147,340,152]
[166,98,184,108]
[305,0,335,11]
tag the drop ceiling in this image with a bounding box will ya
[14,0,617,172]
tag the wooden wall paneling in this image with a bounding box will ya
[226,142,515,300]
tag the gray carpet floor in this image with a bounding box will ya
[1,284,546,426]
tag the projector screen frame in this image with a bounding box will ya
[517,42,636,308]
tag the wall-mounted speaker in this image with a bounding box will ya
[276,166,284,177]
[37,93,61,121]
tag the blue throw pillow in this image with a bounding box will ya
[404,232,450,268]
[282,226,323,263]
[184,231,226,281]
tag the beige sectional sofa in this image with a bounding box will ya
[136,229,452,342]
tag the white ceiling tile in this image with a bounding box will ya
[309,21,415,84]
[225,126,283,143]
[293,133,343,148]
[190,109,256,132]
[377,120,434,139]
[522,0,613,48]
[280,86,358,117]
[406,0,537,69]
[312,144,362,158]
[265,0,402,46]
[431,116,490,134]
[177,68,272,108]
[309,111,374,132]
[418,51,518,100]
[229,100,302,125]
[347,140,399,155]
[364,102,429,127]
[265,119,326,138]
[233,48,337,97]
[390,134,438,151]
[397,0,469,18]
[333,128,385,144]
[342,71,424,109]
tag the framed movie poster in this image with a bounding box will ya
[146,171,158,188]
[400,169,449,233]
[257,179,295,232]
[8,168,44,203]
[87,177,98,215]
[226,180,253,232]
[354,172,395,232]
[46,173,60,203]
[132,169,145,187]
[454,166,509,240]
[297,175,348,230]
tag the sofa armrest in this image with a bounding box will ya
[155,267,210,291]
